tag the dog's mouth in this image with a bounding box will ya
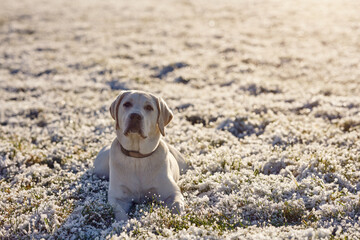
[124,128,147,139]
[124,123,147,139]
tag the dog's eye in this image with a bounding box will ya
[144,105,153,111]
[123,102,132,108]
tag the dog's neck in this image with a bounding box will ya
[119,143,157,158]
[116,130,161,155]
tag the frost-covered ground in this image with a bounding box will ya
[1,0,360,239]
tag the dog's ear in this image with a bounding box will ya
[110,91,129,129]
[156,97,173,136]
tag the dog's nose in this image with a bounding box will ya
[129,113,143,121]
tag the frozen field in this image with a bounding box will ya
[1,0,360,239]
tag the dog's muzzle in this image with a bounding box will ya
[124,113,146,138]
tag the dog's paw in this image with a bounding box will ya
[170,201,184,215]
[114,211,129,222]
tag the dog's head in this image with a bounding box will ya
[110,90,173,153]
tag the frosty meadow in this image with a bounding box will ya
[1,0,360,239]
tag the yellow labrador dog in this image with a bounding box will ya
[93,90,187,221]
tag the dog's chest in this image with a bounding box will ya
[118,158,162,202]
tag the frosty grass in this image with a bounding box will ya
[1,0,360,239]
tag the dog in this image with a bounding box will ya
[93,90,187,221]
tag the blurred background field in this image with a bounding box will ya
[1,0,359,239]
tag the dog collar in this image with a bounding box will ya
[120,144,156,158]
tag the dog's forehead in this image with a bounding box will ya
[124,92,156,105]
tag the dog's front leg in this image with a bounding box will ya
[108,196,132,221]
[164,188,184,215]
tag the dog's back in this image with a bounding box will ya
[167,143,188,174]
[93,145,110,180]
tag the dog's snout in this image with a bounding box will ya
[130,113,143,121]
[125,112,145,138]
